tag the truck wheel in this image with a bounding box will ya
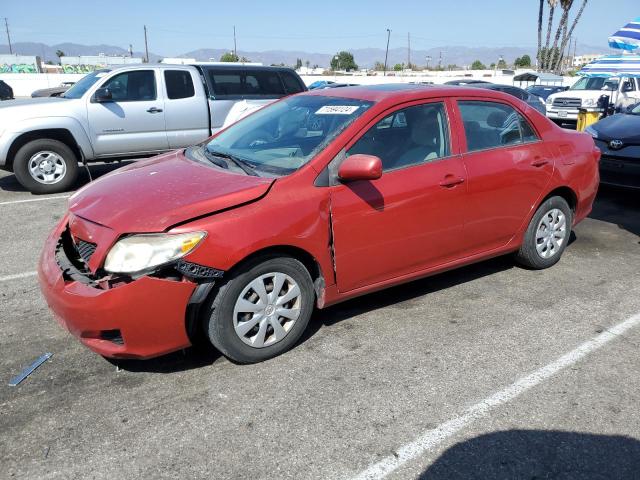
[13,139,79,194]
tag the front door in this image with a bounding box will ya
[87,69,169,156]
[455,99,554,254]
[330,100,468,293]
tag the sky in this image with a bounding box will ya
[2,0,638,55]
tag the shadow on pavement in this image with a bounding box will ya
[0,161,135,193]
[419,429,640,479]
[107,344,223,374]
[589,185,640,238]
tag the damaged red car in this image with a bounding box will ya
[39,84,600,363]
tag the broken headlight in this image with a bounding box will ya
[104,232,206,274]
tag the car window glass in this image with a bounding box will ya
[348,102,450,171]
[101,70,156,101]
[458,101,537,152]
[164,70,195,99]
[280,71,305,94]
[207,69,285,97]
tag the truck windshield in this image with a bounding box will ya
[569,77,607,91]
[202,95,374,176]
[62,70,111,99]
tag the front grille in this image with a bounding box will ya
[75,239,97,264]
[552,97,582,108]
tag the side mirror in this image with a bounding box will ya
[338,154,383,182]
[622,82,634,93]
[94,87,113,102]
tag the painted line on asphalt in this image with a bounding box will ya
[0,195,70,206]
[350,312,640,480]
[0,271,38,282]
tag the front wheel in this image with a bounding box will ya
[13,139,79,194]
[515,196,572,269]
[205,256,315,363]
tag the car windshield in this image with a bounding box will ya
[569,77,607,91]
[630,103,640,115]
[202,95,373,176]
[62,70,110,99]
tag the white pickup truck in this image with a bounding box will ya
[0,64,306,193]
[545,75,640,124]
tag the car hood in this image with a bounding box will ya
[593,113,640,142]
[68,150,275,233]
[0,97,76,124]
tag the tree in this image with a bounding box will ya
[295,58,303,69]
[515,54,532,68]
[471,60,486,70]
[220,52,239,62]
[497,58,508,69]
[537,0,589,73]
[55,50,65,59]
[373,61,385,71]
[330,51,358,71]
[305,60,310,68]
[393,63,404,71]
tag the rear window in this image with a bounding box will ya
[204,68,287,99]
[164,70,195,99]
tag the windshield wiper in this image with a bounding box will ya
[206,149,259,176]
[200,148,230,170]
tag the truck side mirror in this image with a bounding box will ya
[622,81,634,93]
[94,87,113,102]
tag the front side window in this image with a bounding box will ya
[458,101,539,152]
[101,70,156,101]
[202,95,373,176]
[165,70,195,99]
[347,102,450,171]
[280,71,305,94]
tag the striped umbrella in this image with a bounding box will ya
[608,17,640,51]
[578,54,640,77]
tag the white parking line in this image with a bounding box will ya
[350,312,640,480]
[0,195,70,206]
[0,271,38,282]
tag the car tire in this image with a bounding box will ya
[205,255,315,364]
[13,139,79,194]
[515,196,572,269]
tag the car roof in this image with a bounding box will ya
[303,83,519,103]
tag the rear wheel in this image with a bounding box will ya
[205,256,315,363]
[516,196,572,269]
[13,139,79,194]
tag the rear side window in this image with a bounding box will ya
[206,68,286,98]
[458,101,539,152]
[164,70,195,99]
[280,71,305,94]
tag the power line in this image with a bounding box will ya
[4,18,12,54]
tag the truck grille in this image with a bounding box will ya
[552,97,581,109]
[75,239,97,264]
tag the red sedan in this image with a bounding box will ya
[39,85,600,363]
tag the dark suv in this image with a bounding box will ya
[0,80,14,100]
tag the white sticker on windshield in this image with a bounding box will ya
[315,105,359,115]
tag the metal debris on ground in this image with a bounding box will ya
[8,353,53,386]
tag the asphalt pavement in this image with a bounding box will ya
[0,164,639,480]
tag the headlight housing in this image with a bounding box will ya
[546,97,553,105]
[104,231,206,274]
[584,125,599,139]
[583,98,596,107]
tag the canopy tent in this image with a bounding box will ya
[513,71,564,86]
[608,17,640,51]
[578,55,640,77]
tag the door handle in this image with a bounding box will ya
[146,107,163,113]
[439,175,465,188]
[531,157,550,167]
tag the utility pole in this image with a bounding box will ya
[128,44,133,58]
[143,25,149,63]
[4,18,12,55]
[407,32,411,69]
[383,28,391,76]
[438,51,442,69]
[233,26,237,59]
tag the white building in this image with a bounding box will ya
[60,55,143,73]
[573,54,603,67]
[160,57,197,65]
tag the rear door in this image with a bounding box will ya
[454,99,554,254]
[87,69,169,156]
[162,69,210,148]
[330,99,468,292]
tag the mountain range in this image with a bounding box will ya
[0,42,611,68]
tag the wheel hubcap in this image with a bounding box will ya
[28,151,66,185]
[535,208,567,259]
[232,272,302,348]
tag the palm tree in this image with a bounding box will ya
[555,0,588,73]
[537,0,544,67]
[542,0,558,70]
